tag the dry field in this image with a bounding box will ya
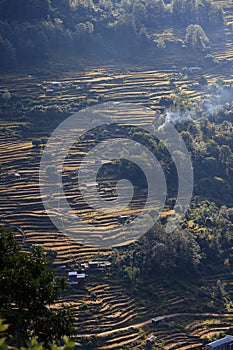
[1,42,233,349]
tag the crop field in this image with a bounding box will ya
[1,21,233,346]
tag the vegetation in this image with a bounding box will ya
[0,0,225,68]
[185,24,210,51]
[113,198,233,279]
[0,319,76,350]
[0,229,75,347]
[0,0,233,348]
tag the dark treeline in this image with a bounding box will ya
[0,0,224,68]
[114,201,233,281]
[113,204,233,312]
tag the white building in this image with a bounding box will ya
[68,271,86,285]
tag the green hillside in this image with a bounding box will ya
[0,0,233,349]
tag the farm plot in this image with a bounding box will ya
[210,1,233,61]
[1,67,206,247]
[0,67,207,114]
[1,63,233,349]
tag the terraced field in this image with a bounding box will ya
[0,66,222,254]
[209,0,233,63]
[1,44,233,349]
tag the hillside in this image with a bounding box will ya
[1,0,233,349]
[0,0,228,69]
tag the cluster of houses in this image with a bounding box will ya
[146,317,166,349]
[67,260,111,285]
[44,81,63,95]
[68,271,86,285]
[43,80,90,96]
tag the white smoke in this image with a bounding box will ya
[158,84,232,130]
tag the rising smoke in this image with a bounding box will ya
[158,83,233,130]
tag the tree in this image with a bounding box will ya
[172,0,224,28]
[185,24,209,51]
[133,2,146,27]
[115,223,201,281]
[219,145,232,164]
[0,35,16,68]
[1,90,11,101]
[172,0,197,24]
[0,229,75,347]
[199,75,208,85]
[0,319,77,350]
[181,131,193,151]
[157,36,166,49]
[138,25,150,45]
[197,0,224,28]
[144,0,167,26]
[145,0,166,17]
[32,139,41,148]
[0,0,51,21]
[12,23,49,63]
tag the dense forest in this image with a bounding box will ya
[0,0,225,68]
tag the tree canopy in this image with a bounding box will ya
[0,0,224,68]
[185,24,210,51]
[0,229,75,347]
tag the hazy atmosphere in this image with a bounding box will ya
[0,0,233,349]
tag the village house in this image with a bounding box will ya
[88,261,112,269]
[205,335,233,350]
[146,335,156,349]
[7,172,21,181]
[68,271,86,285]
[151,316,165,327]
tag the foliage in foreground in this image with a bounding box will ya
[0,319,77,350]
[0,229,75,347]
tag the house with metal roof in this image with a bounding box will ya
[151,316,165,327]
[68,271,86,285]
[205,335,233,350]
[146,335,156,349]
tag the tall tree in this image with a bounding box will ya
[0,0,51,21]
[0,229,75,347]
[185,24,209,51]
